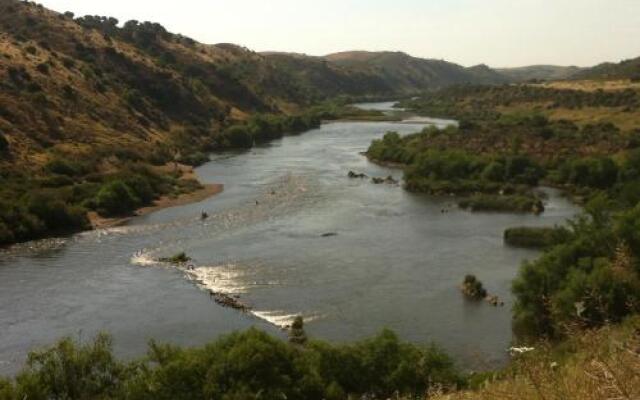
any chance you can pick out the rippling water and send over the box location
[0,104,580,374]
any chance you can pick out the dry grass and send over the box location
[429,318,640,400]
[496,102,640,131]
[532,80,640,92]
[548,107,640,131]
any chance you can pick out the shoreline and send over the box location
[88,183,224,230]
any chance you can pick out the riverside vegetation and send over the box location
[3,1,640,398]
[0,329,463,400]
[369,83,640,338]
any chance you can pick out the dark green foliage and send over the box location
[0,187,89,245]
[367,131,418,164]
[25,191,89,232]
[459,194,544,214]
[512,197,640,338]
[159,252,191,264]
[218,113,321,150]
[94,180,141,216]
[2,330,463,399]
[289,316,308,345]
[504,226,571,248]
[178,151,209,167]
[13,333,125,400]
[44,158,85,176]
[368,129,545,198]
[558,157,619,189]
[221,125,253,148]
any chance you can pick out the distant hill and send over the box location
[466,64,510,85]
[497,65,583,82]
[573,56,640,81]
[323,51,507,91]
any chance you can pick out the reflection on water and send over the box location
[0,107,580,374]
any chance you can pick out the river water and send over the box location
[0,103,580,374]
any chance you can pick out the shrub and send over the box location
[560,157,618,189]
[5,329,463,399]
[504,226,571,248]
[26,191,88,231]
[222,125,253,148]
[14,334,124,399]
[179,151,209,167]
[459,194,544,214]
[513,199,640,338]
[44,158,83,176]
[94,180,141,216]
[289,316,308,345]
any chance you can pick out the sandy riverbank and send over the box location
[88,163,224,229]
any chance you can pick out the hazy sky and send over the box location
[39,0,640,68]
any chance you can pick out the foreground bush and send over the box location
[513,196,640,338]
[0,329,464,400]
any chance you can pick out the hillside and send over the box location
[0,0,358,245]
[324,51,507,91]
[497,64,583,82]
[574,56,640,81]
[261,52,395,98]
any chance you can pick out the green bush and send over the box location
[95,180,141,216]
[179,151,209,167]
[559,157,618,189]
[44,158,84,176]
[504,226,571,248]
[3,329,464,399]
[222,125,253,148]
[0,200,46,243]
[14,334,125,400]
[459,194,544,214]
[512,197,640,338]
[25,191,88,232]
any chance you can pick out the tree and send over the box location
[289,316,308,345]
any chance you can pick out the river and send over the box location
[0,102,580,374]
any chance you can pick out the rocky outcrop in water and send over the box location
[371,176,398,185]
[321,232,338,237]
[460,275,504,306]
[209,291,250,312]
[348,171,368,179]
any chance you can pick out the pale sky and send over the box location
[39,0,640,68]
